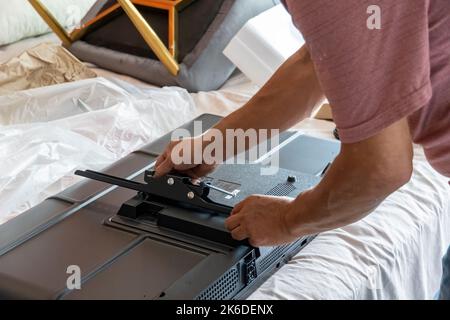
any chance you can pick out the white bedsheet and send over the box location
[1,36,449,300]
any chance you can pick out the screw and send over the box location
[187,192,195,200]
[287,175,297,183]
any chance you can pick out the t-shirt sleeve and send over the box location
[285,0,432,143]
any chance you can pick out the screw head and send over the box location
[167,178,174,185]
[187,192,195,200]
[287,175,297,183]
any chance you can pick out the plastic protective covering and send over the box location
[0,77,195,223]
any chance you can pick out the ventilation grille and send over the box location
[259,244,289,271]
[265,183,296,196]
[196,267,239,300]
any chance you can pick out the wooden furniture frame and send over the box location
[28,0,194,76]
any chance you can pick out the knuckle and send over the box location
[231,230,242,240]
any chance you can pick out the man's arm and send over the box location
[226,118,414,246]
[224,0,426,246]
[155,45,324,177]
[212,45,324,137]
[287,118,413,234]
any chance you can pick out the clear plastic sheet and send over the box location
[0,77,195,223]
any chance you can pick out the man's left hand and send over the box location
[225,195,298,247]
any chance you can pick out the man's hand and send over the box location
[225,118,413,246]
[225,195,298,247]
[154,137,217,178]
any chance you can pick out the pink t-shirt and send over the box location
[284,0,450,177]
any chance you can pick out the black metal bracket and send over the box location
[75,170,233,216]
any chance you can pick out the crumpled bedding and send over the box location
[0,42,96,95]
[0,77,195,223]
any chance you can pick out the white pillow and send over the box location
[224,5,304,87]
[0,0,96,46]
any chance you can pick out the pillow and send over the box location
[69,0,279,92]
[0,0,96,46]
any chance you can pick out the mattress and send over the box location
[1,34,449,300]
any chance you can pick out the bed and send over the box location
[1,33,449,300]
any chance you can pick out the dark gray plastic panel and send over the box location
[278,135,341,175]
[0,206,139,298]
[0,153,156,259]
[0,114,332,300]
[63,237,208,300]
[161,247,250,300]
[0,199,73,257]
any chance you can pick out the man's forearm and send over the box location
[209,46,324,144]
[158,46,323,174]
[285,119,414,236]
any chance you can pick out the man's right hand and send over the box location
[153,137,218,179]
